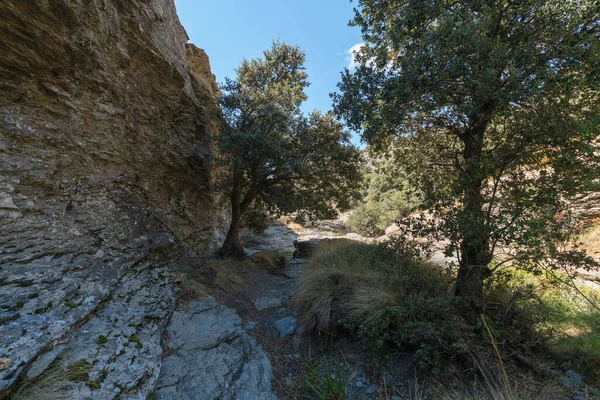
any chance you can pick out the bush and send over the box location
[345,191,414,237]
[293,241,462,373]
[542,282,600,383]
[345,151,422,237]
[485,268,600,384]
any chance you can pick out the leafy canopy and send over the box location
[334,0,600,281]
[218,41,361,226]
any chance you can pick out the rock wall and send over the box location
[572,191,600,225]
[0,0,223,395]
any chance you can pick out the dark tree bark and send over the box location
[219,164,246,258]
[454,103,496,309]
[218,164,262,258]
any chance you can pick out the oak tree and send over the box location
[218,42,361,258]
[334,0,600,307]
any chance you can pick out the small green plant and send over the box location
[66,360,92,382]
[129,336,143,349]
[87,369,108,391]
[301,350,346,400]
[64,300,79,308]
[34,302,52,315]
[96,335,108,345]
[469,315,501,344]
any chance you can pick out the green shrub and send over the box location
[301,349,346,400]
[542,283,600,383]
[294,241,461,373]
[485,268,600,384]
[240,209,270,234]
[345,151,423,237]
[345,191,414,237]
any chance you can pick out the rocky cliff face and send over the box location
[0,0,227,396]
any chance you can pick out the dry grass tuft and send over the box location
[251,250,287,273]
[293,241,456,369]
[577,224,600,259]
[12,361,73,400]
[433,356,565,400]
[176,258,245,299]
[177,276,210,301]
[287,222,305,232]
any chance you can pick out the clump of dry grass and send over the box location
[176,258,245,300]
[251,250,287,273]
[287,222,305,232]
[12,360,74,400]
[294,241,450,333]
[197,259,245,291]
[577,223,600,259]
[293,241,460,373]
[433,352,567,400]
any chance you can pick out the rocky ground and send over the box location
[3,215,597,399]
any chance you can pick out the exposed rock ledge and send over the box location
[153,297,277,400]
[0,0,238,397]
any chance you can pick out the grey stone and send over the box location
[562,370,584,389]
[293,325,305,350]
[59,263,177,399]
[366,383,379,395]
[152,297,277,400]
[26,345,66,380]
[274,316,297,338]
[254,297,282,311]
[356,381,364,388]
[285,373,295,388]
[0,0,224,394]
[245,321,257,330]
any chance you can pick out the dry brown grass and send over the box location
[203,259,245,291]
[294,240,449,335]
[250,250,287,273]
[577,224,600,259]
[12,360,73,400]
[177,277,210,301]
[176,258,245,300]
[287,222,305,232]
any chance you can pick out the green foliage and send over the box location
[540,282,600,382]
[346,151,423,237]
[484,267,600,383]
[294,241,462,374]
[346,190,417,237]
[333,0,600,300]
[301,350,346,400]
[240,209,270,234]
[217,41,362,256]
[66,360,92,382]
[96,335,108,345]
[64,300,79,308]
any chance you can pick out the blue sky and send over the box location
[174,0,363,144]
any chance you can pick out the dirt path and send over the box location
[201,222,417,400]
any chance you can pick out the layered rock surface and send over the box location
[152,298,277,400]
[0,0,239,397]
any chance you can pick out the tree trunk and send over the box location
[454,104,496,309]
[219,164,246,258]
